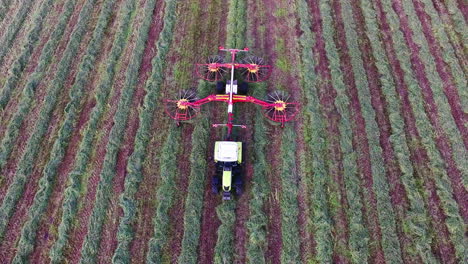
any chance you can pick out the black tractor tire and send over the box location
[238,82,248,95]
[212,176,220,194]
[233,172,243,195]
[235,183,243,195]
[216,81,225,94]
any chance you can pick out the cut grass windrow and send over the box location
[393,0,468,196]
[0,0,78,170]
[213,200,237,264]
[324,0,403,262]
[373,0,457,261]
[0,0,13,23]
[111,0,178,262]
[431,0,468,76]
[320,0,374,262]
[317,0,375,262]
[0,0,97,240]
[0,0,34,65]
[77,0,161,263]
[9,0,118,261]
[0,0,55,109]
[177,82,211,264]
[377,0,467,260]
[443,0,468,50]
[357,0,436,262]
[47,0,137,262]
[416,0,468,115]
[144,126,181,263]
[297,0,334,262]
[279,125,300,263]
[245,83,269,264]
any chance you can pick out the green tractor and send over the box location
[212,141,243,200]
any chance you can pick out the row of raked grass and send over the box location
[0,0,13,23]
[376,0,466,260]
[397,0,468,192]
[111,0,178,261]
[48,0,138,262]
[417,0,468,112]
[323,0,403,261]
[0,0,55,109]
[76,0,161,262]
[357,0,436,262]
[0,0,78,169]
[0,0,35,64]
[177,81,212,264]
[172,0,225,262]
[296,0,334,262]
[10,0,118,261]
[0,0,97,240]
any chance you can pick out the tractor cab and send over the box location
[213,141,243,200]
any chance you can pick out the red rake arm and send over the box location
[184,94,273,107]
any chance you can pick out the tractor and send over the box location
[164,47,299,200]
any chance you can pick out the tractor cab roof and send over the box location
[214,141,240,162]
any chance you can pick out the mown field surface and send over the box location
[0,0,466,263]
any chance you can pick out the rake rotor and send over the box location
[263,91,299,124]
[164,89,200,122]
[240,56,272,83]
[195,55,227,82]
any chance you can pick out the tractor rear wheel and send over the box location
[216,81,225,94]
[233,169,243,195]
[238,82,248,95]
[212,175,220,194]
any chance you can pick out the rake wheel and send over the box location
[263,91,299,124]
[196,55,227,82]
[240,56,272,83]
[164,89,200,122]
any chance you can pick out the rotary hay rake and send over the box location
[164,46,299,137]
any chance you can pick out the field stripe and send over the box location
[311,0,351,263]
[357,0,437,262]
[416,0,468,115]
[144,127,181,263]
[372,0,458,261]
[9,0,119,261]
[305,0,345,262]
[376,0,466,261]
[0,0,35,65]
[177,82,211,264]
[392,0,468,220]
[174,1,227,263]
[413,0,468,144]
[108,0,177,262]
[74,0,162,263]
[0,0,78,176]
[45,1,138,262]
[0,0,13,23]
[97,2,165,262]
[323,0,403,262]
[0,0,55,109]
[443,0,468,43]
[242,2,270,263]
[0,0,97,240]
[431,0,468,76]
